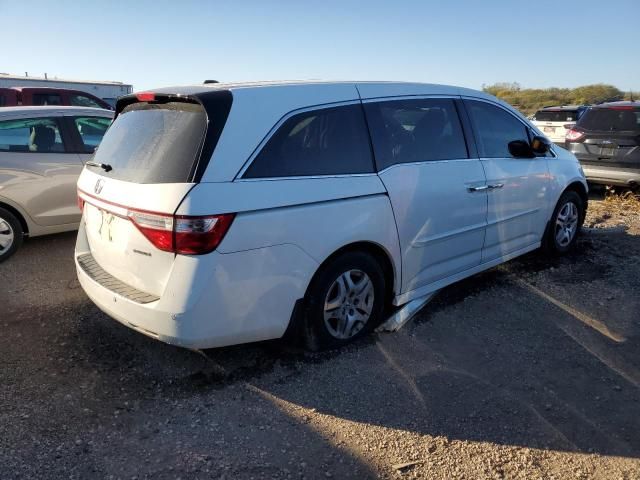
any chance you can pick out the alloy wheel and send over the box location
[0,218,14,255]
[323,269,374,339]
[555,201,579,248]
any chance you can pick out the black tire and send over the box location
[0,207,23,263]
[302,251,386,351]
[543,190,585,255]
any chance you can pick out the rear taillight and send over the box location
[77,195,84,211]
[128,208,235,255]
[565,129,585,142]
[128,210,175,252]
[175,215,235,254]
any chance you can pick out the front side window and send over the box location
[0,117,65,153]
[465,100,529,158]
[73,116,112,152]
[32,93,62,106]
[243,104,374,178]
[70,94,102,109]
[364,98,468,169]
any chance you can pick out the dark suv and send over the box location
[565,101,640,188]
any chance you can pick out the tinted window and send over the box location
[73,116,112,152]
[0,117,65,153]
[577,108,640,132]
[91,102,206,183]
[466,100,529,158]
[0,96,5,107]
[364,98,467,169]
[32,94,62,106]
[70,94,102,108]
[534,110,578,122]
[243,104,373,178]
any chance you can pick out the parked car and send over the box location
[0,106,113,261]
[531,105,587,144]
[565,101,640,188]
[75,81,588,350]
[0,87,113,110]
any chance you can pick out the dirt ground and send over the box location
[1,192,639,479]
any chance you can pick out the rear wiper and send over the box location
[85,161,112,172]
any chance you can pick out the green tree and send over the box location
[482,83,625,115]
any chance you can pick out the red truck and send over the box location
[0,86,113,110]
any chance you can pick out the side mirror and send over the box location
[530,135,551,154]
[508,140,535,158]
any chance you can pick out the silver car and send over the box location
[0,106,113,261]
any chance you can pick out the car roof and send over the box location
[593,101,640,109]
[0,106,113,116]
[144,80,494,101]
[538,105,584,111]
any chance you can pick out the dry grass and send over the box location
[603,187,640,211]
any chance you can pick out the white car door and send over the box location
[363,97,488,296]
[463,99,551,262]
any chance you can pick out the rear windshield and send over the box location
[91,101,206,183]
[534,110,578,122]
[577,108,640,132]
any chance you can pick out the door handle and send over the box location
[467,185,489,192]
[488,183,504,189]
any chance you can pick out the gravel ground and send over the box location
[1,194,639,479]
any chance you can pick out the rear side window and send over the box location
[32,93,62,106]
[0,117,65,153]
[364,98,468,169]
[465,100,529,158]
[91,102,206,183]
[243,104,374,178]
[70,94,102,109]
[577,108,640,132]
[73,116,112,152]
[534,110,578,122]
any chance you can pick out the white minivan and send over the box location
[75,81,588,350]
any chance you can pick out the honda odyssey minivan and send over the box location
[75,81,588,350]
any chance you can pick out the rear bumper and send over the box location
[580,164,640,187]
[75,226,318,349]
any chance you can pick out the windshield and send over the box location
[534,110,578,122]
[577,108,640,132]
[91,102,206,183]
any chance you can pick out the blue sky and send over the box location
[1,0,638,92]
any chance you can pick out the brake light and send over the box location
[135,92,155,102]
[566,128,585,142]
[128,210,174,252]
[77,195,84,211]
[175,215,235,254]
[127,208,235,255]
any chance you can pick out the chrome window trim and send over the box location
[360,93,459,104]
[376,158,477,176]
[234,99,366,180]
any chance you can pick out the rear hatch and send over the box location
[532,109,579,142]
[566,106,640,169]
[77,90,232,297]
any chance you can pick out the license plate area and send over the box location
[85,203,126,244]
[543,127,555,133]
[600,146,615,157]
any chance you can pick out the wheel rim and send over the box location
[0,218,14,254]
[323,269,374,340]
[554,201,579,247]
